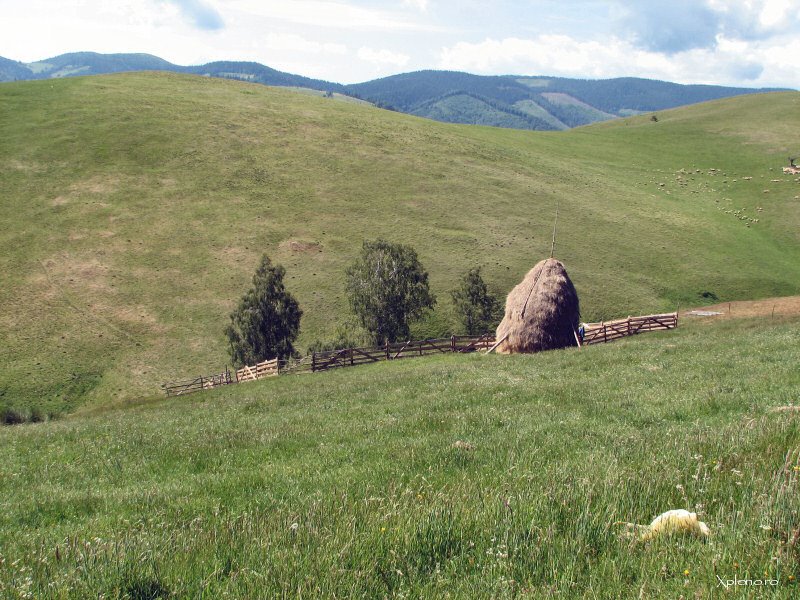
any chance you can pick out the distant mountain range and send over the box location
[0,52,789,130]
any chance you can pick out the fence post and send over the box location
[419,340,422,356]
[627,317,631,337]
[603,322,607,343]
[312,352,317,372]
[385,339,390,360]
[199,375,204,390]
[451,335,456,352]
[350,349,354,366]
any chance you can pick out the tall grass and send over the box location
[0,317,797,597]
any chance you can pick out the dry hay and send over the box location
[278,239,322,253]
[495,258,580,354]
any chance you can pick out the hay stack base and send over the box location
[495,258,580,354]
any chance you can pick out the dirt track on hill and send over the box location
[685,296,800,319]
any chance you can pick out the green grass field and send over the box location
[2,74,799,597]
[1,73,799,414]
[1,316,798,597]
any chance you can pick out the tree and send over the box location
[345,239,436,344]
[225,254,302,366]
[451,267,500,335]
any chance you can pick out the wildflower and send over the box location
[683,569,690,577]
[381,527,386,533]
[788,575,795,582]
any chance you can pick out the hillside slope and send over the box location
[1,317,798,596]
[1,72,799,413]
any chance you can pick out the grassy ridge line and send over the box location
[0,317,798,596]
[1,73,799,413]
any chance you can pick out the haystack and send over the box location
[494,258,580,354]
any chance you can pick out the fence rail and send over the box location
[280,355,314,375]
[164,367,233,396]
[309,334,495,372]
[162,315,678,396]
[580,312,678,346]
[235,358,279,382]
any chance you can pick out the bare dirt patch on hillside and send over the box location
[71,175,121,195]
[686,296,800,319]
[278,239,322,253]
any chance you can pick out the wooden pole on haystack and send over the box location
[519,202,561,320]
[573,327,582,349]
[486,332,510,354]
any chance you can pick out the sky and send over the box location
[1,0,798,87]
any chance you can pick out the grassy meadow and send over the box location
[0,315,798,597]
[1,73,800,413]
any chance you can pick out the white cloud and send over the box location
[440,36,635,78]
[757,0,793,28]
[696,0,799,39]
[402,0,429,11]
[439,33,798,88]
[357,46,410,67]
[226,0,443,31]
[262,33,347,56]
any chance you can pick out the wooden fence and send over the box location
[309,334,495,372]
[580,312,678,346]
[162,315,677,395]
[235,358,279,382]
[164,367,233,396]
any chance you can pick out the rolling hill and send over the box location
[0,51,346,93]
[0,52,788,130]
[1,72,799,416]
[344,70,790,129]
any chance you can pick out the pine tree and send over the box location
[225,255,302,366]
[451,267,500,335]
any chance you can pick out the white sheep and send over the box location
[619,509,710,541]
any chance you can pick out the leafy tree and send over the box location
[307,318,371,354]
[345,239,436,344]
[225,254,302,366]
[451,267,500,335]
